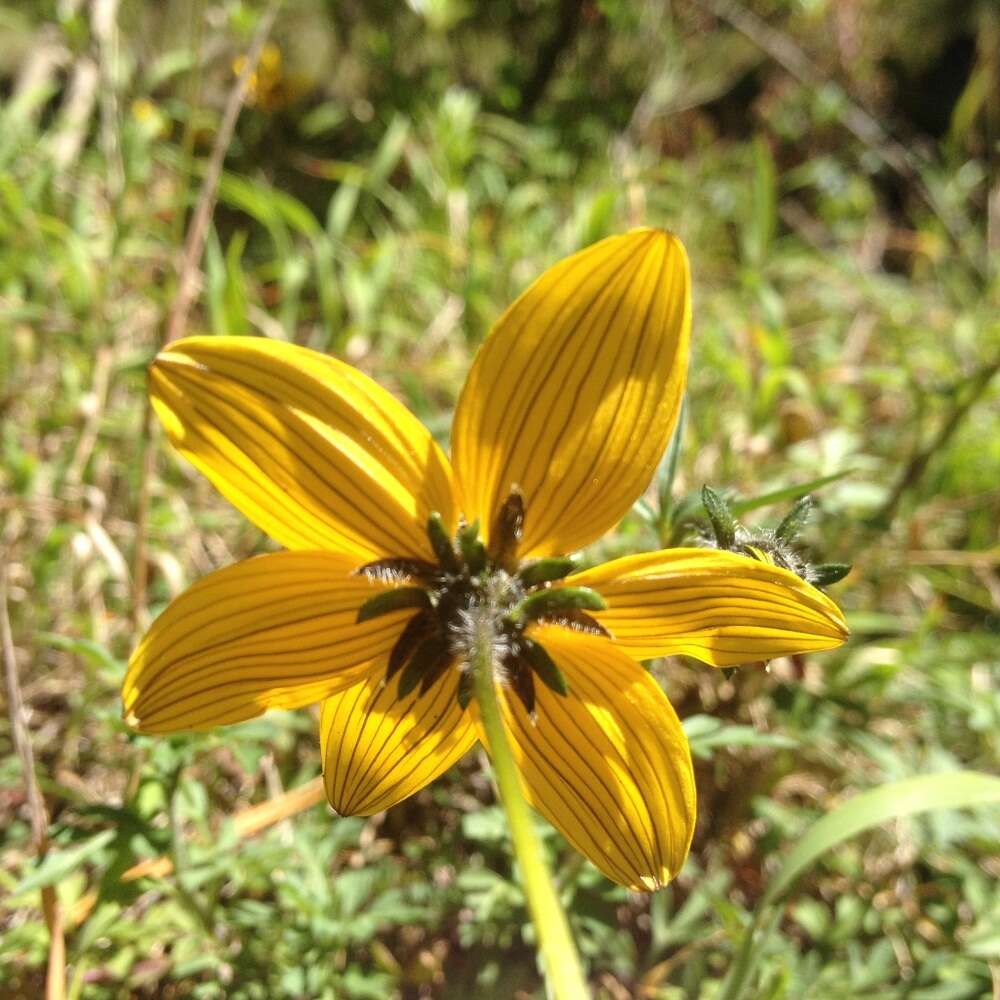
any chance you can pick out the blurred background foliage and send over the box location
[1,0,998,997]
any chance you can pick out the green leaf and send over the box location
[16,829,117,894]
[759,772,1000,909]
[37,633,124,675]
[743,135,777,268]
[368,115,409,186]
[721,771,1000,1000]
[843,611,911,635]
[729,471,853,517]
[683,715,798,759]
[657,395,687,520]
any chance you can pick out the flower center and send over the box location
[354,489,608,716]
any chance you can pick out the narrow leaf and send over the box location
[657,394,687,517]
[761,771,1000,909]
[729,470,853,517]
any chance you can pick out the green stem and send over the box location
[471,638,589,999]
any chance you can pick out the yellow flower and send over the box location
[234,43,311,112]
[123,229,848,891]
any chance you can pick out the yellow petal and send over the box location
[569,548,849,664]
[451,229,690,558]
[474,626,696,890]
[123,551,410,733]
[320,666,476,816]
[150,336,457,561]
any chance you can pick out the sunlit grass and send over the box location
[1,1,998,997]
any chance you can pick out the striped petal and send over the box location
[569,548,849,665]
[150,336,457,562]
[474,626,696,891]
[451,229,690,558]
[123,551,410,734]
[319,664,476,816]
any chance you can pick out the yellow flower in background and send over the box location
[123,229,848,891]
[234,43,311,112]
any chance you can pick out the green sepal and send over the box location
[542,609,610,638]
[385,611,433,681]
[397,634,451,698]
[427,512,460,572]
[457,670,474,710]
[518,557,576,588]
[356,586,431,623]
[702,485,738,550]
[458,519,487,575]
[811,563,851,586]
[489,489,524,571]
[775,495,814,543]
[523,641,569,697]
[507,586,606,626]
[510,664,536,718]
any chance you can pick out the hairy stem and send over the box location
[470,624,589,999]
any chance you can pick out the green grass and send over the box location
[1,1,998,997]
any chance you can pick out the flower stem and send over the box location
[471,639,589,999]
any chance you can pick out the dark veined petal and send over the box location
[569,548,849,664]
[474,625,696,891]
[122,551,411,733]
[319,663,476,816]
[451,229,690,559]
[149,336,458,561]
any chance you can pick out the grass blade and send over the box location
[721,771,1000,1000]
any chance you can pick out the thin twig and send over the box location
[2,563,65,1000]
[164,1,280,345]
[132,2,280,626]
[876,356,1000,524]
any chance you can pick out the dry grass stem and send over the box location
[2,563,65,1000]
